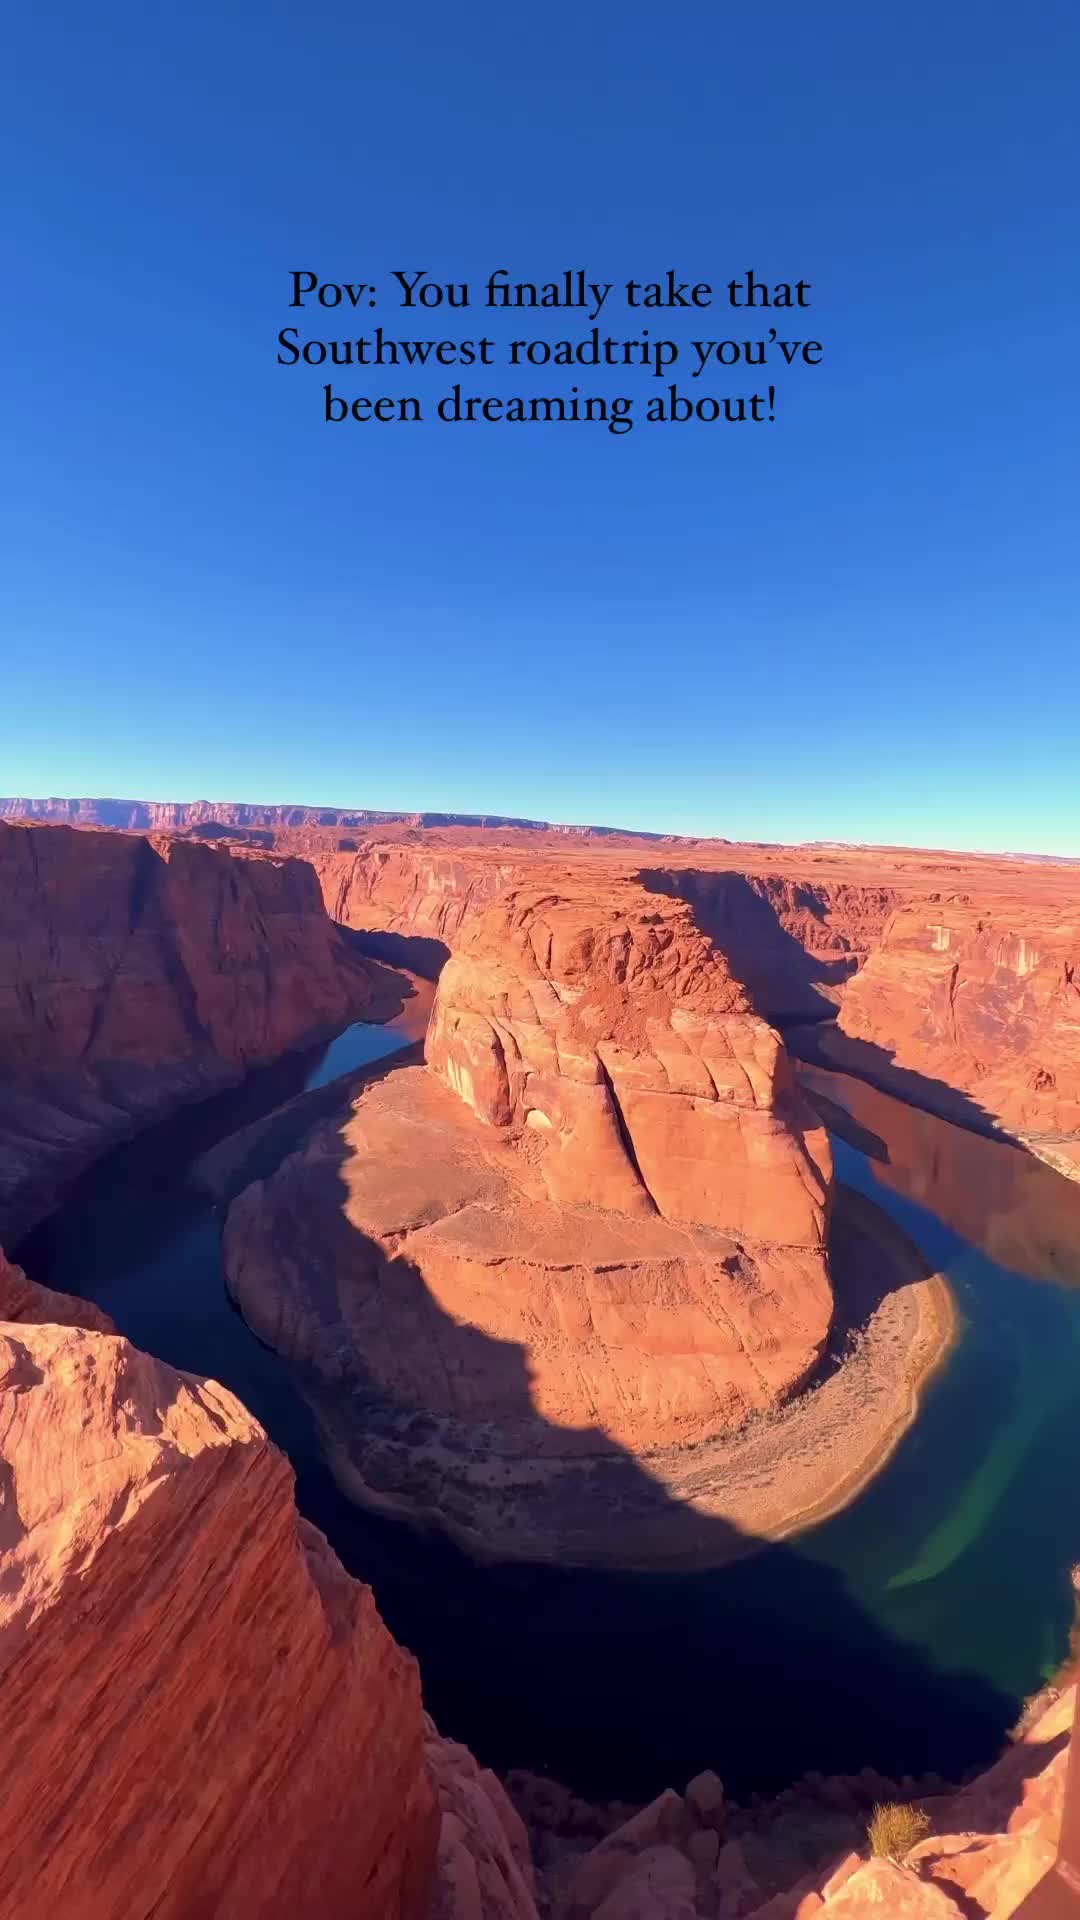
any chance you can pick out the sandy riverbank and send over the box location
[652,1184,957,1557]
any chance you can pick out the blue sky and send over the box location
[3,1,1077,850]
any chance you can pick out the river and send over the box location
[15,1025,1080,1802]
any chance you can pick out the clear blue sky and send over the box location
[4,1,1077,851]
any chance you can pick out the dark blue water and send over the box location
[16,1042,1080,1802]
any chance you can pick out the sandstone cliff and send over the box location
[823,894,1080,1139]
[0,796,666,836]
[313,829,1080,1148]
[0,820,373,1239]
[0,1320,438,1919]
[0,1306,1071,1919]
[425,881,831,1249]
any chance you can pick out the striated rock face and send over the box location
[425,882,831,1250]
[0,1320,438,1920]
[823,895,1080,1139]
[636,869,900,1022]
[313,835,521,967]
[309,830,1080,1146]
[0,819,373,1239]
[0,796,659,836]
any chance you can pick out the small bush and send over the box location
[867,1801,931,1862]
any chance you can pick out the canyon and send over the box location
[2,799,1079,1916]
[0,819,377,1241]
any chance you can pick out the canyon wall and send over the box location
[637,867,900,1021]
[0,1320,439,1920]
[824,895,1080,1139]
[0,796,671,836]
[0,820,374,1239]
[1,1288,1070,1917]
[314,832,1080,1144]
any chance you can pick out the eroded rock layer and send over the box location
[221,866,847,1562]
[0,1321,437,1920]
[0,819,373,1239]
[823,893,1080,1138]
[316,829,1080,1146]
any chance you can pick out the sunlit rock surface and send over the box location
[0,1322,437,1920]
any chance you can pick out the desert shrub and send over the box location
[867,1801,931,1862]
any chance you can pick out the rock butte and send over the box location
[2,801,1079,1914]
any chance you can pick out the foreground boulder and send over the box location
[0,1322,438,1919]
[538,1687,1074,1917]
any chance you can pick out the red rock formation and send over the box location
[426,1720,539,1920]
[826,895,1080,1138]
[425,881,831,1249]
[0,796,655,835]
[310,828,1080,1146]
[0,1320,437,1920]
[222,866,841,1562]
[543,1688,1074,1917]
[13,800,1077,1144]
[0,819,373,1239]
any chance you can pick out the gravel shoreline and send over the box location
[631,1183,958,1561]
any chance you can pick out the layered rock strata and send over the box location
[221,878,865,1562]
[821,895,1080,1140]
[0,1306,1072,1920]
[0,819,373,1239]
[0,1321,438,1919]
[306,829,1080,1147]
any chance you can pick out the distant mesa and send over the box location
[0,794,684,838]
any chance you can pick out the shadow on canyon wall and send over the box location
[14,933,1079,1811]
[343,924,452,983]
[225,1069,1030,1806]
[639,867,1032,1148]
[639,868,858,1024]
[788,1023,1028,1146]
